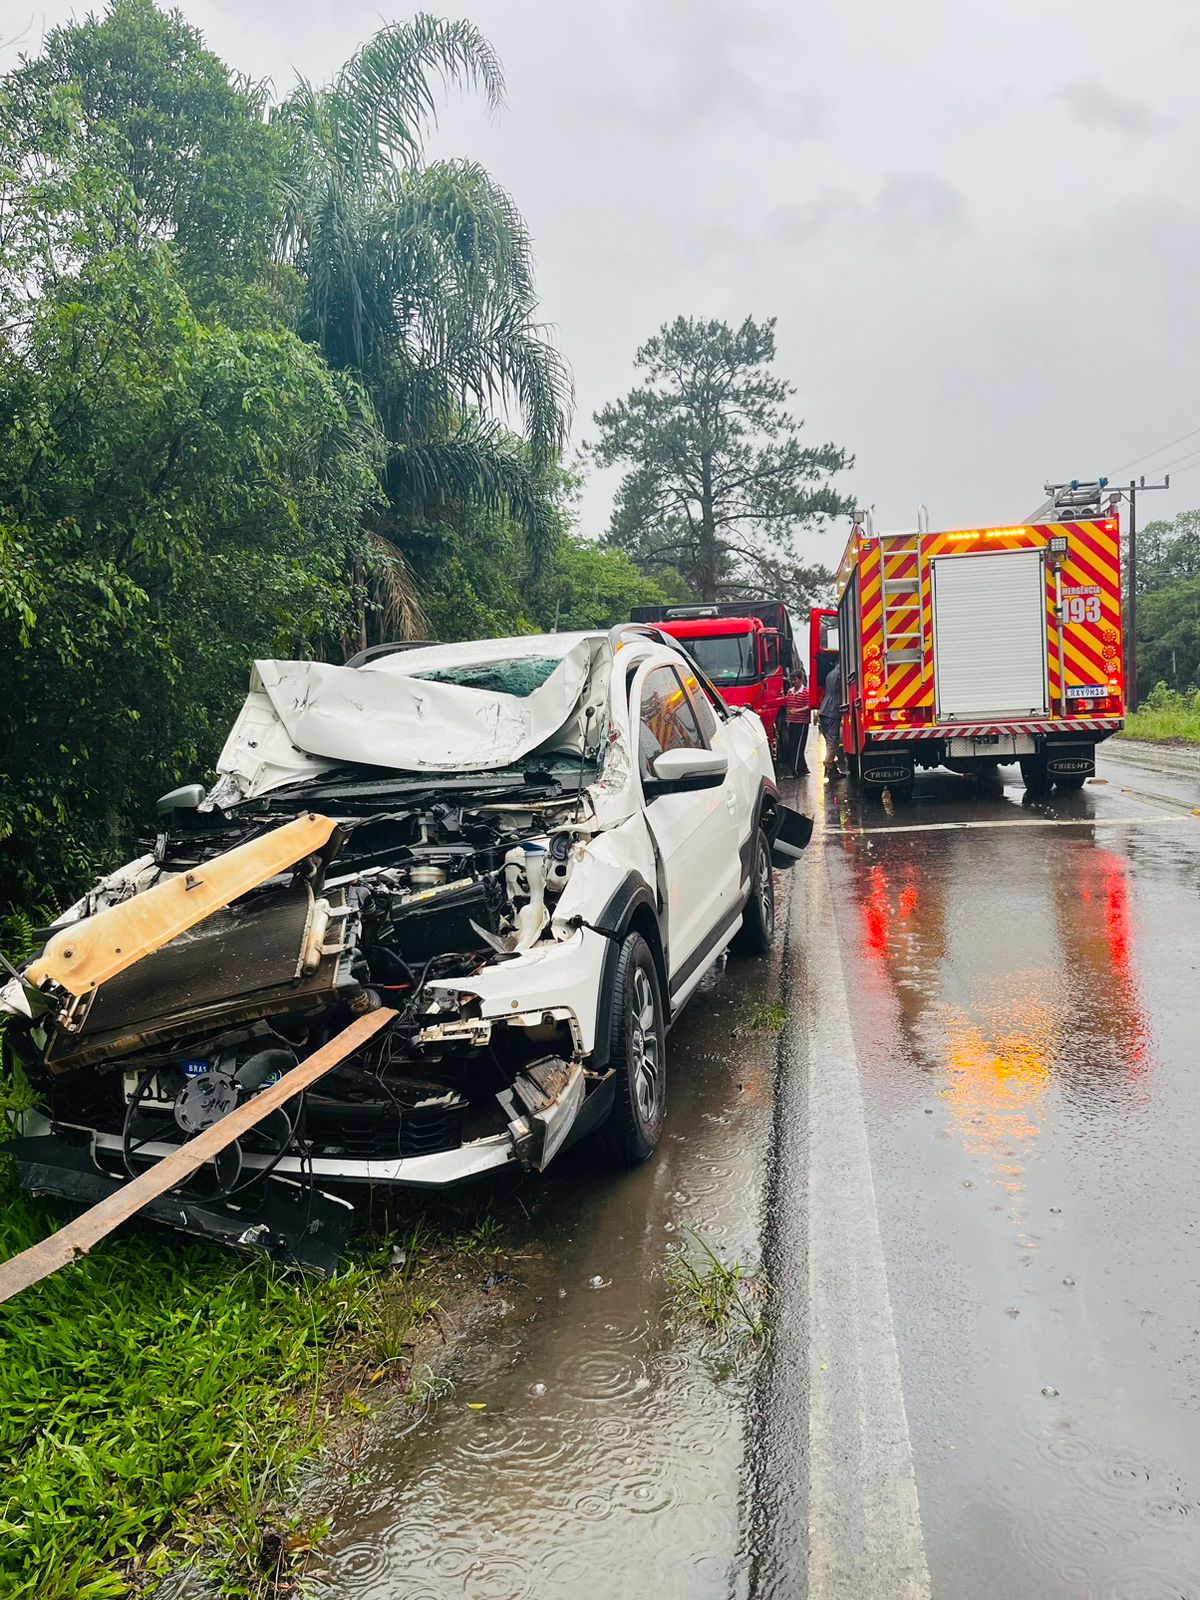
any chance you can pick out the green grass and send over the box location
[1120,684,1200,744]
[0,1176,495,1598]
[667,1230,769,1346]
[0,1177,377,1598]
[749,1001,787,1033]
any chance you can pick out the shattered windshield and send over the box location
[408,657,561,696]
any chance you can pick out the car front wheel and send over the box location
[597,933,666,1166]
[732,828,775,956]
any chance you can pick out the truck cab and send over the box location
[629,602,794,757]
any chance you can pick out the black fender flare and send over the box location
[739,776,782,888]
[591,873,668,1067]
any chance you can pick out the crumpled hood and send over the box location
[207,634,610,806]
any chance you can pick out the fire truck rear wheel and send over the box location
[1020,755,1051,797]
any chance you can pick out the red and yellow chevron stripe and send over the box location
[841,517,1123,737]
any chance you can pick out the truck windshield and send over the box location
[686,631,756,685]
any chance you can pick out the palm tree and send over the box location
[275,14,572,617]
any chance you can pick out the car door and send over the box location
[677,661,761,897]
[633,661,741,990]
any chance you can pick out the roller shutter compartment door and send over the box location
[932,549,1048,719]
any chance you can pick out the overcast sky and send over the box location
[9,0,1200,565]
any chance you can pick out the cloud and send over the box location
[579,0,827,143]
[770,189,858,246]
[769,175,969,249]
[1056,81,1164,136]
[873,173,969,240]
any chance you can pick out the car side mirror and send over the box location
[643,747,728,796]
[157,783,205,815]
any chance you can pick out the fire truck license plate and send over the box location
[947,735,1035,758]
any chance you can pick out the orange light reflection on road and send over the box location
[941,1003,1053,1200]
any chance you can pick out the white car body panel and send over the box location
[3,625,797,1224]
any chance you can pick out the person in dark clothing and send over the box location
[819,660,843,777]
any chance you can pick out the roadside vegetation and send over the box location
[1120,683,1200,745]
[1125,506,1200,724]
[0,1176,505,1598]
[667,1230,770,1349]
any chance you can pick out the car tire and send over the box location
[597,933,666,1167]
[731,828,775,956]
[1020,755,1051,797]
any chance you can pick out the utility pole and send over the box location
[1116,475,1170,710]
[1040,475,1170,709]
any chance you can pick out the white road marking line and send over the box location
[799,852,933,1598]
[835,813,1196,837]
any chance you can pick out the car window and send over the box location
[678,667,719,742]
[638,666,705,779]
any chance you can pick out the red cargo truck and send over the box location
[629,601,795,755]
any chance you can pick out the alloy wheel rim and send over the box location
[630,966,661,1124]
[758,845,774,933]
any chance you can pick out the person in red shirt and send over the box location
[783,667,810,775]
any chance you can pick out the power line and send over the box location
[1149,445,1200,476]
[1113,424,1200,475]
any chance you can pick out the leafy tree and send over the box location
[0,101,378,912]
[411,462,676,640]
[591,315,852,605]
[534,540,679,630]
[275,15,572,595]
[5,0,280,299]
[1137,577,1200,693]
[1133,509,1200,597]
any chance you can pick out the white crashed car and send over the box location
[2,626,808,1267]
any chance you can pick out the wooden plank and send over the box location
[27,812,338,998]
[0,1006,396,1304]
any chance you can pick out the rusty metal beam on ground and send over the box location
[0,1007,395,1305]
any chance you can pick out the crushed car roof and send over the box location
[208,632,612,806]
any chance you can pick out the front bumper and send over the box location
[8,1052,610,1204]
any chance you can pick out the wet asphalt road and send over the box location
[313,738,1200,1599]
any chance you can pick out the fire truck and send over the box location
[629,601,795,755]
[831,502,1124,798]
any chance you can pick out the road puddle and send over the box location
[308,890,789,1599]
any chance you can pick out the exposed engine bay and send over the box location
[2,762,603,1272]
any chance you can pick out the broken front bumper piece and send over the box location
[12,1042,600,1214]
[4,1130,355,1276]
